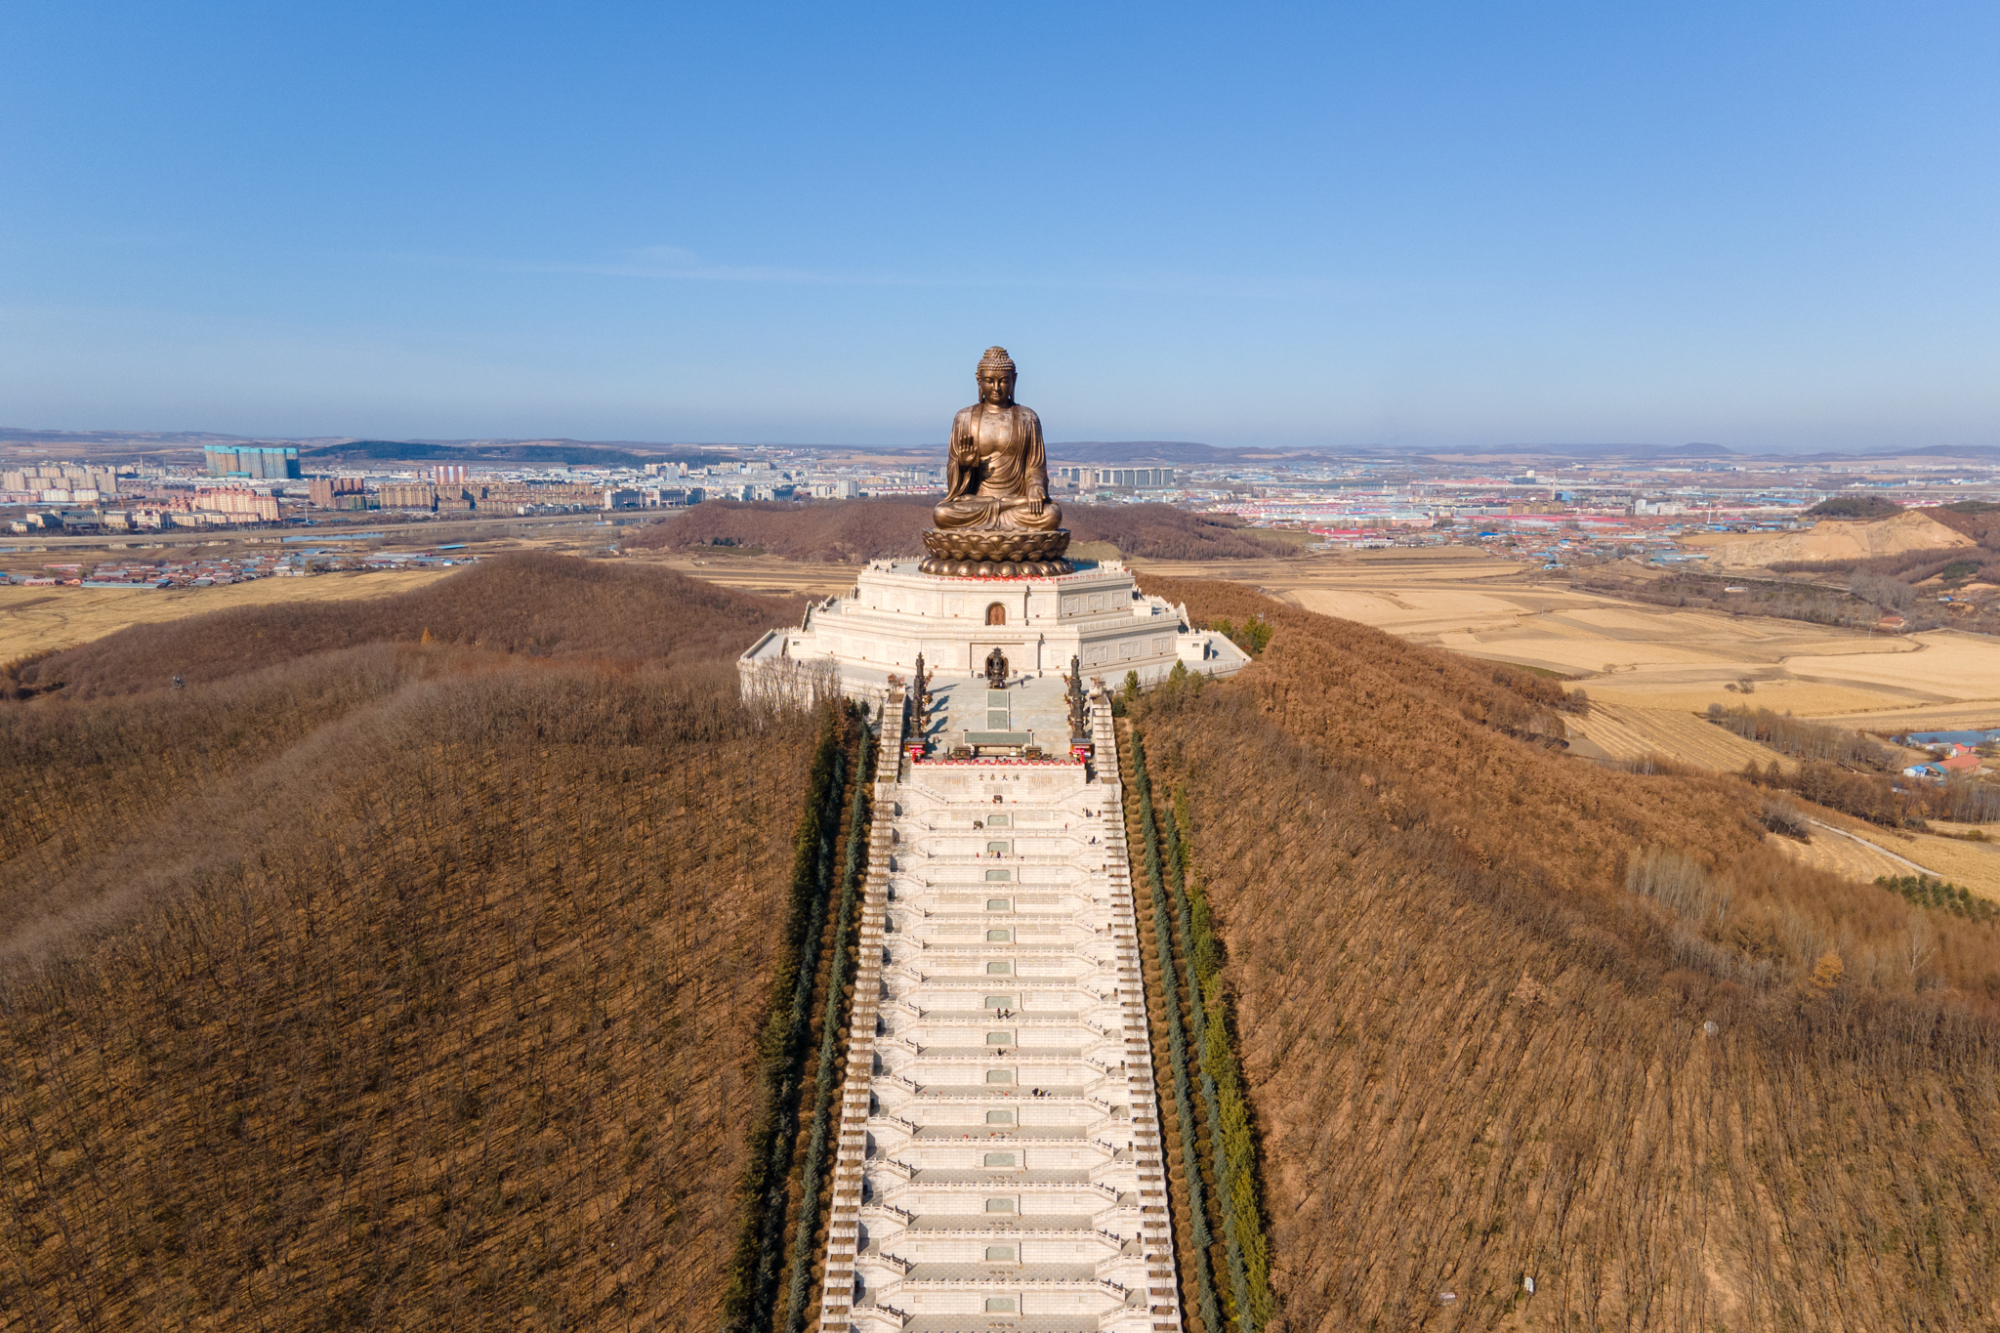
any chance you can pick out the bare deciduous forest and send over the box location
[1131,573,2000,1331]
[8,554,2000,1330]
[0,556,819,1330]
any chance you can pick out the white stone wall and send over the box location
[739,561,1249,705]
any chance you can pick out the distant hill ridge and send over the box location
[10,425,2000,464]
[628,497,1303,562]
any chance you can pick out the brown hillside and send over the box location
[628,497,1300,562]
[5,552,802,700]
[0,559,818,1330]
[1133,576,2000,1329]
[1929,502,2000,547]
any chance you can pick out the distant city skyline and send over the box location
[3,2,1997,453]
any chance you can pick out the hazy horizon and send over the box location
[6,423,1991,464]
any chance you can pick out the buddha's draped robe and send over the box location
[932,401,1063,531]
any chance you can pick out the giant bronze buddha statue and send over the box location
[920,347,1073,577]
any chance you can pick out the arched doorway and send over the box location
[986,603,1007,626]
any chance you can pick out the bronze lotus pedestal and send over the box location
[918,527,1073,578]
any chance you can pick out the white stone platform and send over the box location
[817,687,1183,1333]
[739,559,1249,709]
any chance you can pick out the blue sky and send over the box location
[2,1,1996,451]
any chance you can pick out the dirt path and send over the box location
[1807,820,1937,876]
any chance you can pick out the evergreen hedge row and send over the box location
[1131,725,1276,1331]
[779,731,876,1333]
[721,703,856,1333]
[1129,731,1224,1333]
[1877,873,1999,923]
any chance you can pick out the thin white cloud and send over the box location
[384,243,1343,301]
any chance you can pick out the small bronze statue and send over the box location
[911,651,935,736]
[1062,653,1090,740]
[984,647,1010,688]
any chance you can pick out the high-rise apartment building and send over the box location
[204,445,302,479]
[1052,465,1176,489]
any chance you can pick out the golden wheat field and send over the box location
[1561,699,1795,770]
[0,569,458,662]
[1772,821,1923,885]
[1763,809,2000,902]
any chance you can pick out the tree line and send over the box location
[720,699,875,1333]
[1126,723,1276,1331]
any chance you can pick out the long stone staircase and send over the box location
[818,686,1181,1333]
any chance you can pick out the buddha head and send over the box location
[976,346,1016,407]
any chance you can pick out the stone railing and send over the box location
[1091,685,1184,1333]
[817,692,906,1333]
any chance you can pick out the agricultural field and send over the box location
[1771,821,1922,886]
[1133,548,2000,772]
[0,568,457,663]
[1562,699,1793,770]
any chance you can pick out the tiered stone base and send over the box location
[918,527,1073,578]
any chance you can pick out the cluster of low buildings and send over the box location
[3,544,476,588]
[11,551,306,588]
[1134,455,2000,569]
[8,486,280,534]
[1201,464,1820,565]
[1898,731,1999,782]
